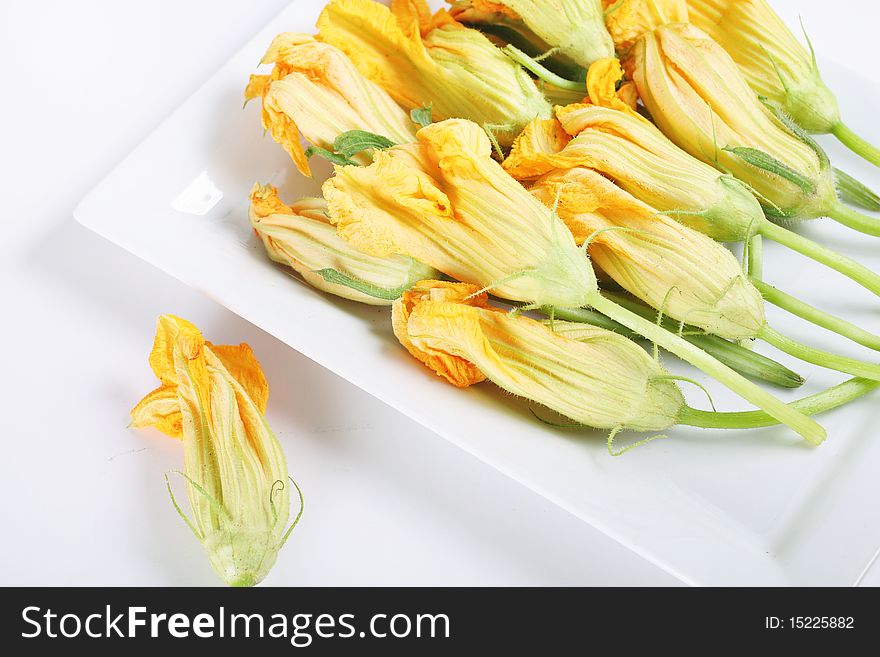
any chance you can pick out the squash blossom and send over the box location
[323,118,598,309]
[530,167,766,341]
[244,32,417,177]
[323,118,826,445]
[685,0,880,168]
[451,0,614,71]
[503,68,880,300]
[394,280,685,432]
[250,184,438,305]
[130,316,301,587]
[447,0,584,79]
[316,0,552,146]
[632,23,880,237]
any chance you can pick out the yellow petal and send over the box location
[586,58,642,118]
[130,384,184,439]
[391,280,487,387]
[207,343,269,415]
[502,117,572,180]
[148,315,204,387]
[604,0,689,52]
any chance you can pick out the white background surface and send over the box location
[1,0,877,586]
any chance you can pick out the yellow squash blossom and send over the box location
[250,184,437,305]
[322,119,826,445]
[685,0,880,167]
[685,0,834,133]
[448,0,584,79]
[244,32,417,176]
[130,316,301,587]
[604,0,688,53]
[504,77,880,298]
[323,118,598,308]
[505,104,765,243]
[530,167,766,341]
[395,280,685,432]
[316,0,552,146]
[458,0,615,70]
[632,23,846,222]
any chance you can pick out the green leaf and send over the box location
[834,167,880,211]
[304,145,357,167]
[410,104,433,128]
[723,146,816,195]
[332,130,395,159]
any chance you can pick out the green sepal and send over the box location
[332,130,395,159]
[314,268,410,301]
[410,105,434,129]
[304,145,358,167]
[834,167,880,211]
[758,96,830,169]
[723,145,816,195]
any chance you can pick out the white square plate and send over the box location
[75,0,880,585]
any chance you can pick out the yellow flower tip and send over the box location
[502,117,572,180]
[249,183,294,221]
[392,280,488,388]
[244,74,271,104]
[129,384,184,439]
[604,0,689,53]
[586,58,642,118]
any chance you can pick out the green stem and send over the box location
[502,44,584,91]
[679,378,878,429]
[747,234,764,280]
[752,279,880,352]
[569,297,804,389]
[760,220,880,295]
[759,324,880,382]
[832,121,880,168]
[827,202,880,237]
[588,294,826,445]
[547,305,804,388]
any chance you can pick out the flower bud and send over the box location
[317,0,552,146]
[448,1,584,79]
[249,184,438,305]
[455,0,615,70]
[130,316,298,587]
[504,103,765,242]
[323,119,598,308]
[245,33,417,176]
[686,0,840,133]
[395,280,685,431]
[530,167,767,341]
[632,23,838,219]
